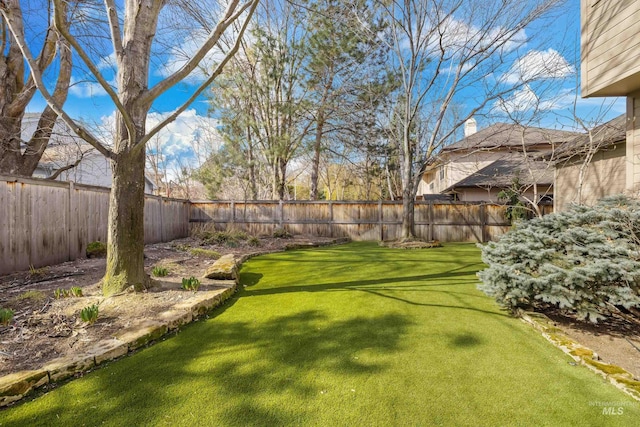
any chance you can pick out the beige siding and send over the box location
[555,143,627,211]
[582,0,640,96]
[627,95,640,192]
[455,186,552,204]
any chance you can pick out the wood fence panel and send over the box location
[29,182,70,268]
[0,176,189,275]
[162,199,189,240]
[0,181,18,273]
[144,197,162,244]
[186,200,533,244]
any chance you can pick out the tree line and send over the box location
[1,0,570,295]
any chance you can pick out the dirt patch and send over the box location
[0,235,338,377]
[544,311,640,380]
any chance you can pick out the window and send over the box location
[439,168,445,180]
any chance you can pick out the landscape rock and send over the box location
[203,254,238,280]
[0,370,48,407]
[43,354,96,382]
[114,320,168,351]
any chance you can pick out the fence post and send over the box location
[278,200,284,229]
[428,201,434,242]
[378,200,383,241]
[68,181,75,260]
[231,201,236,225]
[329,201,333,237]
[160,195,165,242]
[480,203,487,243]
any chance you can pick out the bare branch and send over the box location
[104,0,123,58]
[138,0,258,149]
[0,3,113,159]
[52,0,135,144]
[140,0,256,107]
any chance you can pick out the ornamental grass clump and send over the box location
[477,195,640,323]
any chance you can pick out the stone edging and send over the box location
[0,285,236,408]
[518,310,640,402]
[0,237,351,408]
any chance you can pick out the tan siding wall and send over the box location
[582,0,640,96]
[627,95,640,192]
[555,143,627,211]
[456,186,552,204]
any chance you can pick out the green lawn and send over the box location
[2,242,639,426]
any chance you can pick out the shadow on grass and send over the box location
[448,332,484,348]
[3,307,412,426]
[240,263,506,318]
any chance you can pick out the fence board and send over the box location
[0,176,189,275]
[2,176,537,277]
[189,200,520,243]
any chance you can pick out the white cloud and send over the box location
[501,49,575,84]
[99,109,221,179]
[494,84,540,114]
[69,76,115,98]
[156,30,226,82]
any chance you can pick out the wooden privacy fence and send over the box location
[0,176,190,275]
[190,200,546,243]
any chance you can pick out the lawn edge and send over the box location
[518,310,640,402]
[0,237,350,409]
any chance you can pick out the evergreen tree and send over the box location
[478,196,640,324]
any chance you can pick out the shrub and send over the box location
[188,248,221,259]
[273,227,292,239]
[16,290,46,302]
[477,196,640,323]
[54,288,68,299]
[28,264,47,277]
[86,241,107,258]
[80,304,99,324]
[205,231,233,245]
[0,308,14,326]
[152,266,169,277]
[181,276,201,292]
[54,287,83,299]
[247,236,261,247]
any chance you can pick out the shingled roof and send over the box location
[444,123,580,152]
[553,114,626,160]
[443,157,554,191]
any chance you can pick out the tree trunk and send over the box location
[102,145,149,295]
[401,185,415,240]
[400,118,416,240]
[310,108,325,200]
[0,115,23,174]
[278,157,287,200]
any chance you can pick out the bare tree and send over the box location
[367,0,565,240]
[1,0,258,295]
[0,0,72,176]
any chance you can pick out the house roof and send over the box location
[553,114,626,161]
[443,157,554,191]
[443,122,580,152]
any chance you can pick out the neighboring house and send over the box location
[418,120,579,203]
[23,113,155,193]
[581,0,640,198]
[553,115,626,212]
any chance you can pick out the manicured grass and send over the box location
[2,242,639,426]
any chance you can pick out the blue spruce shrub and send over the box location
[477,195,640,323]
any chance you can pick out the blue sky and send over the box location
[24,0,625,172]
